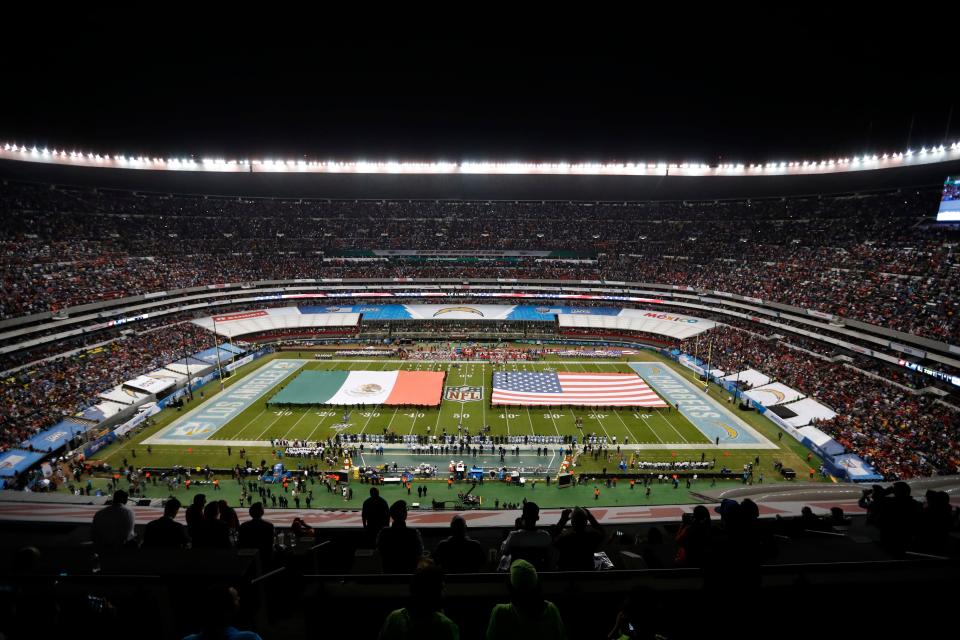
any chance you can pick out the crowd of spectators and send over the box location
[2,180,959,480]
[0,322,214,451]
[1,181,956,341]
[687,326,959,479]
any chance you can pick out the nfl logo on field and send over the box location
[444,386,483,402]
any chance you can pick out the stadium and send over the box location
[1,38,958,640]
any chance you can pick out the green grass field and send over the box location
[84,348,826,507]
[210,358,710,445]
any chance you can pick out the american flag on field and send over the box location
[491,372,667,407]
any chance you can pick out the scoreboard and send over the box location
[937,176,960,221]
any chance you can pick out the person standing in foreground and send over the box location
[238,502,275,568]
[143,497,190,549]
[363,487,390,543]
[377,500,424,573]
[92,490,136,547]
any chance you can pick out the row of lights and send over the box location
[2,141,958,175]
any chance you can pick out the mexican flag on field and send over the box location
[279,370,446,406]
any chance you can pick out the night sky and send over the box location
[1,12,955,165]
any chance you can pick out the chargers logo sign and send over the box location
[171,423,212,438]
[433,307,484,318]
[444,386,483,402]
[713,420,739,439]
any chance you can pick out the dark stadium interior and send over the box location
[2,28,959,640]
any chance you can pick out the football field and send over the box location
[143,355,773,450]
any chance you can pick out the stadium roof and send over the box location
[2,140,959,177]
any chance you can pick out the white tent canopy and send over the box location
[782,398,838,428]
[720,369,771,389]
[744,382,805,407]
[192,309,360,339]
[558,313,712,339]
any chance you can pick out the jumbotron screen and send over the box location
[937,176,960,221]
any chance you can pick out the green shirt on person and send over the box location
[486,601,566,640]
[378,607,459,640]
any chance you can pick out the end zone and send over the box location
[629,362,777,449]
[143,359,306,445]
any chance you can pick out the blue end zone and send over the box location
[629,363,764,445]
[150,359,306,441]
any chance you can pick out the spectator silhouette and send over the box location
[500,502,553,571]
[673,505,711,568]
[917,490,952,554]
[193,501,232,549]
[377,500,423,573]
[363,487,390,544]
[183,585,261,640]
[486,559,566,640]
[434,515,485,573]
[238,502,274,568]
[91,490,136,547]
[706,498,772,591]
[219,499,240,537]
[143,497,190,549]
[797,506,827,533]
[606,585,667,640]
[185,494,207,539]
[553,507,605,571]
[875,481,923,556]
[378,559,460,639]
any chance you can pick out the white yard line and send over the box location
[546,408,562,436]
[612,411,639,443]
[254,412,287,440]
[408,410,422,435]
[279,408,312,440]
[230,410,266,440]
[305,410,335,443]
[638,411,665,444]
[524,406,536,435]
[385,407,400,434]
[659,408,690,444]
